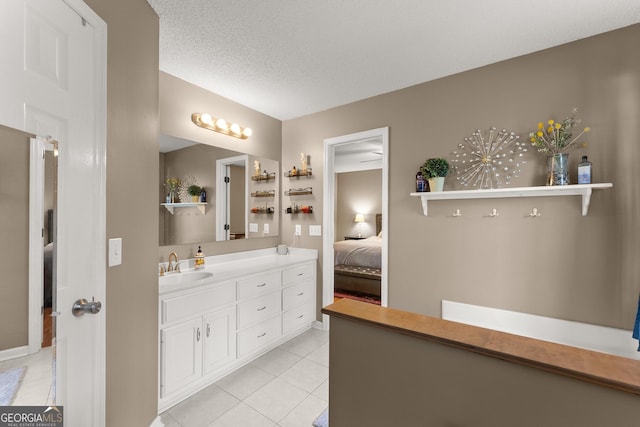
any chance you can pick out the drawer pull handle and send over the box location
[297,273,304,276]
[257,306,267,311]
[297,292,304,296]
[206,323,210,338]
[257,283,267,287]
[257,332,267,338]
[197,328,201,342]
[297,314,304,319]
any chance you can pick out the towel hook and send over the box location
[452,208,462,217]
[489,208,500,217]
[529,207,541,217]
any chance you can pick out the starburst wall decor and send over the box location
[451,127,528,189]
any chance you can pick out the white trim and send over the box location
[0,346,29,363]
[216,155,248,240]
[322,127,389,328]
[149,415,164,427]
[61,1,107,425]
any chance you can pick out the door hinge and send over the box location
[224,176,230,183]
[224,224,230,231]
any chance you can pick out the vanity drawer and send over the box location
[237,290,281,330]
[237,271,281,300]
[283,263,314,286]
[283,301,315,335]
[282,280,314,311]
[237,314,281,357]
[161,282,235,325]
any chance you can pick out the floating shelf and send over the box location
[410,183,612,217]
[285,189,313,196]
[161,202,208,215]
[251,173,276,181]
[251,191,276,197]
[285,170,312,178]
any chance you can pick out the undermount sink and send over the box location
[159,271,213,286]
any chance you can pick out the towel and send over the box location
[633,294,640,351]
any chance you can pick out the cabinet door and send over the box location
[203,306,237,375]
[160,318,203,398]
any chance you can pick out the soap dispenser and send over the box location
[194,246,205,270]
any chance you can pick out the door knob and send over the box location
[72,297,102,317]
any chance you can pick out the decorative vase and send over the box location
[169,191,176,203]
[191,195,199,202]
[428,177,445,192]
[546,153,569,186]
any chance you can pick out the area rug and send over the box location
[312,408,328,427]
[0,366,26,405]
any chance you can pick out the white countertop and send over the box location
[159,248,317,294]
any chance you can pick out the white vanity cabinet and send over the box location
[158,250,317,413]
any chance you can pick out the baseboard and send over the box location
[149,415,164,427]
[0,345,29,362]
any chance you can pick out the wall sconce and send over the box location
[191,113,252,139]
[354,213,365,238]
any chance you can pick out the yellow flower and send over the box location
[584,127,591,132]
[538,122,544,130]
[547,126,553,133]
[537,131,543,137]
[548,119,555,125]
[530,137,535,142]
[555,123,561,129]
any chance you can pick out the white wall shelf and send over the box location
[410,183,612,217]
[161,202,208,215]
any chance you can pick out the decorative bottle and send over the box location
[200,188,206,202]
[194,246,205,269]
[416,171,426,192]
[577,156,592,184]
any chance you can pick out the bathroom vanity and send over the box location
[158,248,317,412]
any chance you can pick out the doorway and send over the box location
[322,128,389,325]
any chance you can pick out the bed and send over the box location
[333,214,382,299]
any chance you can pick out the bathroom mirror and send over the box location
[159,134,279,245]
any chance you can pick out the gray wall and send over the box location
[283,23,640,330]
[329,315,640,427]
[0,125,30,351]
[336,169,382,240]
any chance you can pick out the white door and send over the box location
[0,1,107,425]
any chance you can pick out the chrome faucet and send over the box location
[168,252,180,272]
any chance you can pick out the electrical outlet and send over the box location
[309,225,321,236]
[263,223,269,234]
[249,223,258,232]
[295,224,302,236]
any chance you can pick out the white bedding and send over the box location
[334,236,382,269]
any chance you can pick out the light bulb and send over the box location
[230,123,241,135]
[200,113,212,125]
[215,118,228,130]
[242,127,253,138]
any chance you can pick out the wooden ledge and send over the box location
[322,299,640,395]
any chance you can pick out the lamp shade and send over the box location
[354,213,365,223]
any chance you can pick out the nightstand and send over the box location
[344,236,366,240]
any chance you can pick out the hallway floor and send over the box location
[160,328,329,427]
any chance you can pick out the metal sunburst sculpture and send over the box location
[451,127,528,189]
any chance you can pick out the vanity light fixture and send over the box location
[191,113,252,139]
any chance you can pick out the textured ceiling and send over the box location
[147,0,640,121]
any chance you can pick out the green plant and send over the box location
[187,184,202,196]
[421,158,449,178]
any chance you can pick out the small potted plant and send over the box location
[421,158,449,192]
[187,184,202,202]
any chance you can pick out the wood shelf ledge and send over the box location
[322,299,640,396]
[410,183,612,216]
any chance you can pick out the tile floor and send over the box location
[1,346,54,405]
[161,328,329,427]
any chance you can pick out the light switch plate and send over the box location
[108,238,122,267]
[263,223,269,234]
[250,223,258,232]
[309,225,322,236]
[295,224,302,236]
